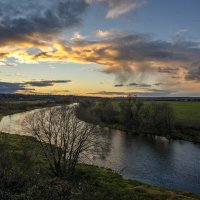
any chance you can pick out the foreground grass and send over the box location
[0,133,199,200]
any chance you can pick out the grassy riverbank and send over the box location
[90,100,200,143]
[103,123,200,143]
[0,132,199,200]
[0,100,71,122]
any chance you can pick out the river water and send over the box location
[0,109,200,195]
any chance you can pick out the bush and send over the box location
[140,103,175,135]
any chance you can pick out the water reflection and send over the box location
[1,111,200,195]
[93,130,200,195]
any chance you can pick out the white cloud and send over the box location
[174,29,189,40]
[106,0,146,18]
[94,30,127,37]
[0,61,17,67]
[86,0,146,18]
[15,73,23,77]
[71,32,86,41]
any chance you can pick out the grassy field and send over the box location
[166,101,200,121]
[109,101,200,122]
[0,132,199,200]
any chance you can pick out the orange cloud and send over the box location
[1,32,200,96]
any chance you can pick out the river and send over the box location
[0,108,200,195]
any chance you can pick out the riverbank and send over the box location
[77,101,200,143]
[1,99,200,143]
[0,132,199,200]
[102,122,200,143]
[0,99,71,122]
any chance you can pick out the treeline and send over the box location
[77,97,175,137]
[0,99,71,119]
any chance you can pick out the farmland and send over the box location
[109,101,200,122]
[166,101,200,121]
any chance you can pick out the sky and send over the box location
[0,0,200,97]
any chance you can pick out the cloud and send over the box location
[174,29,189,41]
[2,31,200,84]
[5,32,200,83]
[88,91,127,96]
[128,83,152,87]
[94,30,127,37]
[71,32,86,41]
[0,61,17,67]
[52,90,70,93]
[114,84,124,87]
[1,28,200,93]
[88,89,171,97]
[24,80,72,87]
[154,83,163,86]
[0,82,33,94]
[185,68,200,81]
[114,82,152,87]
[105,0,146,18]
[0,0,88,44]
[157,67,179,74]
[30,89,70,95]
[15,73,23,77]
[0,80,72,94]
[86,0,146,18]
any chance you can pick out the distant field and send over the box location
[166,101,200,121]
[5,100,48,104]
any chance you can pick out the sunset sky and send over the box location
[0,0,200,96]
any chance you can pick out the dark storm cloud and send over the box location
[19,32,200,82]
[114,84,124,87]
[154,83,162,86]
[64,33,200,82]
[0,80,72,93]
[0,0,88,43]
[0,52,9,58]
[157,67,179,74]
[121,35,199,62]
[0,82,31,94]
[24,80,72,87]
[128,83,152,87]
[185,67,200,81]
[114,82,152,87]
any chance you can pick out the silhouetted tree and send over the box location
[23,105,109,178]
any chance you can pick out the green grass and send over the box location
[0,132,199,200]
[76,164,200,200]
[109,101,200,122]
[166,102,200,121]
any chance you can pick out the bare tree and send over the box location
[23,105,109,178]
